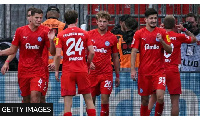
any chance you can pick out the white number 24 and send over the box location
[66,37,84,56]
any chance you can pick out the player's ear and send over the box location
[144,17,147,23]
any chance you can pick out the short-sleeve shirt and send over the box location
[56,27,92,73]
[164,31,192,72]
[131,27,171,75]
[12,25,50,78]
[181,33,200,71]
[88,29,118,75]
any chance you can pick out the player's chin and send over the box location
[150,25,156,28]
[99,27,106,31]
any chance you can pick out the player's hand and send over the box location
[115,77,120,87]
[48,29,56,41]
[156,33,163,42]
[90,62,95,70]
[131,69,137,81]
[159,23,164,28]
[55,71,60,81]
[48,63,55,71]
[1,62,9,75]
[176,24,184,31]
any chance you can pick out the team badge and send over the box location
[105,41,110,46]
[140,88,143,93]
[55,37,59,46]
[38,37,42,42]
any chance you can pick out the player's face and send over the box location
[96,17,109,31]
[145,14,157,28]
[186,17,198,32]
[27,11,31,23]
[31,13,43,27]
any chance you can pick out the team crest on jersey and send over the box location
[38,37,42,42]
[105,41,110,46]
[166,35,171,42]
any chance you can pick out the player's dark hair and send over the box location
[125,16,138,30]
[64,10,78,25]
[164,15,175,29]
[145,8,158,18]
[31,8,43,16]
[27,7,36,17]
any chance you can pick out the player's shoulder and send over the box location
[88,29,97,35]
[17,25,28,31]
[135,27,146,35]
[156,27,167,33]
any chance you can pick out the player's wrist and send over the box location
[182,28,187,32]
[5,60,10,63]
[116,74,119,78]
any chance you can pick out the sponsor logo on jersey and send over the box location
[25,43,40,49]
[38,37,42,42]
[166,35,171,42]
[54,37,59,46]
[105,41,110,46]
[144,44,159,50]
[93,46,107,53]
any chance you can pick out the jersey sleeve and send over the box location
[86,32,93,46]
[178,33,192,44]
[11,28,20,46]
[162,31,171,45]
[131,31,140,49]
[112,36,119,53]
[56,34,62,48]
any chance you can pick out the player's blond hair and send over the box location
[164,15,175,29]
[96,11,111,21]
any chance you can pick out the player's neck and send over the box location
[97,28,107,36]
[28,24,39,32]
[165,29,173,32]
[68,24,76,28]
[146,26,156,32]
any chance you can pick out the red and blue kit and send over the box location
[164,31,192,94]
[12,25,50,96]
[88,29,118,97]
[56,27,92,96]
[131,27,171,96]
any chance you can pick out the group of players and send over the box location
[0,6,198,116]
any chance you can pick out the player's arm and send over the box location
[0,44,18,56]
[55,48,61,81]
[1,54,16,75]
[176,24,197,43]
[157,33,172,54]
[48,29,56,56]
[112,52,120,87]
[87,45,95,64]
[131,48,138,81]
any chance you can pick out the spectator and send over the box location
[181,13,200,71]
[111,15,138,71]
[42,6,67,71]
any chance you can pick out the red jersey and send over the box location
[164,31,192,71]
[88,29,118,75]
[12,25,50,78]
[41,25,50,68]
[56,27,92,73]
[131,27,171,75]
